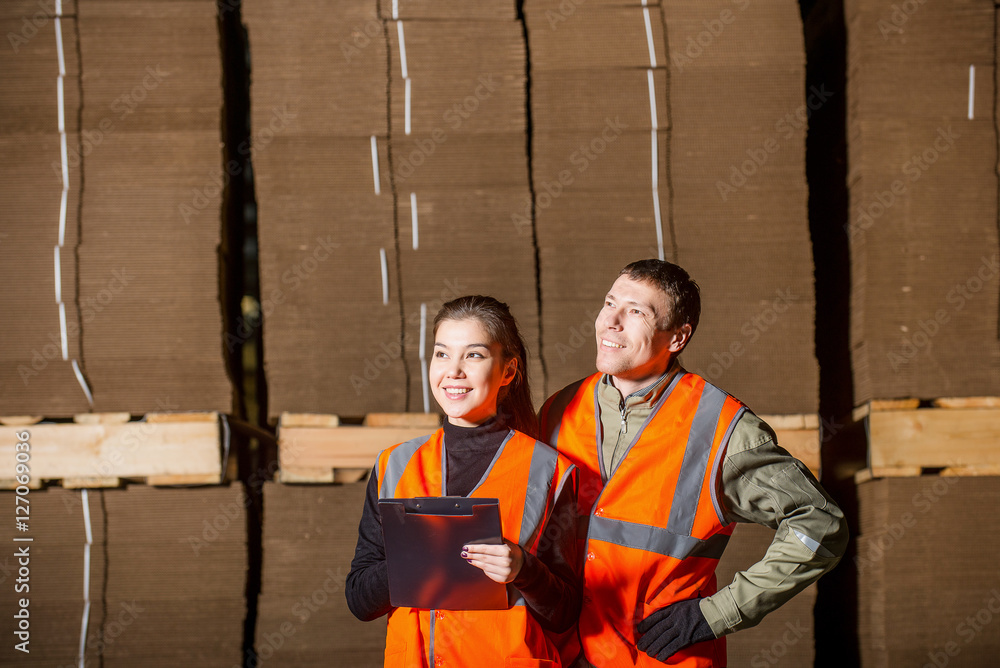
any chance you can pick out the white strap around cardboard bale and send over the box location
[404,77,412,135]
[419,303,430,413]
[59,188,68,245]
[370,135,381,194]
[642,7,657,69]
[968,64,975,120]
[59,302,68,359]
[397,21,408,79]
[380,248,389,305]
[410,192,419,249]
[72,359,95,406]
[78,489,93,668]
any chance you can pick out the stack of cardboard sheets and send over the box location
[526,0,671,397]
[664,0,818,415]
[244,0,408,419]
[716,523,817,667]
[856,476,1000,666]
[0,485,246,667]
[97,485,247,667]
[0,487,104,666]
[526,0,818,413]
[0,0,231,416]
[386,3,542,408]
[845,0,1000,404]
[74,0,231,412]
[0,1,90,415]
[256,481,385,666]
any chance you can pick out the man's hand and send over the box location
[462,541,524,584]
[636,598,716,663]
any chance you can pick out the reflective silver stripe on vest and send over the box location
[379,434,432,498]
[711,405,746,524]
[429,613,436,664]
[518,440,561,548]
[544,377,587,447]
[589,515,731,560]
[665,383,728,537]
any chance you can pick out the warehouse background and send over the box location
[0,0,998,666]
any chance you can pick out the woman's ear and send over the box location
[500,358,518,386]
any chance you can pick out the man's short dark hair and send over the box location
[619,259,701,334]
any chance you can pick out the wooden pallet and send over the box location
[277,412,441,483]
[276,412,822,482]
[0,412,222,488]
[852,397,1000,482]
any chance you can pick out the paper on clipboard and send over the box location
[379,497,508,610]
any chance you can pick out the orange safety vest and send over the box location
[539,372,746,667]
[376,427,576,668]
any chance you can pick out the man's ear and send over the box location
[666,323,693,354]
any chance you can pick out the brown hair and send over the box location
[432,295,538,439]
[620,259,701,334]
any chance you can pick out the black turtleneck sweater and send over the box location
[345,418,581,632]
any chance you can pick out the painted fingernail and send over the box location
[461,551,468,558]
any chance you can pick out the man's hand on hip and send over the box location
[636,598,716,663]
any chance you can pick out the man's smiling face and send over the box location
[595,275,689,396]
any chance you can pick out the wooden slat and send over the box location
[279,467,335,484]
[147,473,221,486]
[932,397,1000,409]
[334,468,369,483]
[854,469,875,485]
[868,406,1000,469]
[871,399,921,411]
[146,412,218,423]
[280,413,340,428]
[855,465,1000,484]
[0,478,43,490]
[74,412,131,424]
[0,416,43,426]
[854,467,923,484]
[852,399,921,422]
[278,424,434,479]
[0,418,221,482]
[61,477,121,488]
[761,414,807,430]
[364,413,441,428]
[940,465,1000,477]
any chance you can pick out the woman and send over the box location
[346,296,580,667]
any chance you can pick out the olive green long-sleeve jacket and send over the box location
[596,366,848,637]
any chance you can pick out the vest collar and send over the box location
[598,359,682,413]
[593,365,685,481]
[441,428,515,497]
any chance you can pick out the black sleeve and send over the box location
[511,469,582,633]
[345,468,393,621]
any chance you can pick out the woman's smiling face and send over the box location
[430,318,515,428]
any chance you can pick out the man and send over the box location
[539,260,847,667]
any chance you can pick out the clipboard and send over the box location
[379,497,509,610]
